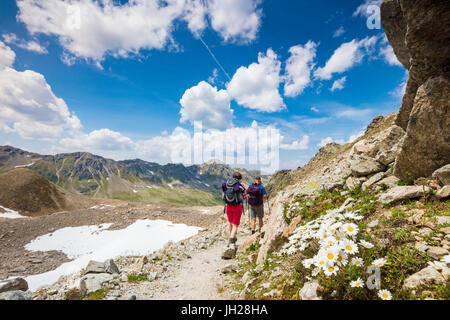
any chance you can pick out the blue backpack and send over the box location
[247,184,263,206]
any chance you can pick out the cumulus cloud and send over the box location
[60,129,135,151]
[179,81,233,130]
[281,135,309,150]
[336,107,374,120]
[379,35,402,67]
[16,0,262,64]
[0,42,81,140]
[283,41,318,97]
[2,33,47,54]
[207,0,262,43]
[330,76,346,91]
[314,36,379,80]
[227,48,285,112]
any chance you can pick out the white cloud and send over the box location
[314,36,379,80]
[227,48,285,112]
[283,41,318,97]
[310,107,319,113]
[389,70,408,99]
[379,35,402,67]
[0,41,15,69]
[16,0,262,64]
[2,33,47,54]
[207,0,262,43]
[353,0,382,18]
[317,136,344,147]
[281,135,309,150]
[333,26,345,38]
[179,81,233,130]
[60,129,135,151]
[336,107,374,120]
[0,42,81,140]
[207,68,219,84]
[330,76,346,91]
[348,129,365,143]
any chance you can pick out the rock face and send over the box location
[299,280,322,300]
[381,0,450,180]
[0,290,32,300]
[394,77,450,180]
[436,186,450,200]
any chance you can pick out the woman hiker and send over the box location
[222,171,247,247]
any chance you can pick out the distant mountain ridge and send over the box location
[0,146,268,206]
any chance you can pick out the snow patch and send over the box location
[14,162,35,168]
[23,219,202,291]
[0,206,28,219]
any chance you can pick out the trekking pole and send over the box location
[267,195,271,215]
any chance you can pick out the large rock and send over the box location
[376,175,400,188]
[221,248,237,260]
[299,280,322,300]
[238,233,260,253]
[403,265,448,290]
[85,259,119,275]
[81,273,114,295]
[381,0,450,131]
[0,278,28,293]
[0,290,32,300]
[379,185,430,204]
[282,215,303,239]
[394,77,450,180]
[256,192,289,265]
[362,172,386,191]
[436,186,450,200]
[349,154,386,177]
[104,259,120,274]
[432,165,450,186]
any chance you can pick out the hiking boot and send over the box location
[251,230,256,235]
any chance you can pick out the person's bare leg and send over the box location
[251,217,256,232]
[258,217,264,230]
[230,224,238,239]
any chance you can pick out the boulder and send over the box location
[81,273,114,295]
[0,277,28,293]
[299,280,323,300]
[436,186,450,200]
[394,77,450,180]
[362,172,386,191]
[221,248,237,260]
[349,154,386,177]
[221,264,238,274]
[376,175,400,188]
[436,216,450,225]
[432,165,450,186]
[0,290,32,300]
[104,259,120,274]
[65,278,87,300]
[403,266,448,290]
[379,186,430,204]
[85,261,106,274]
[427,247,449,260]
[345,176,362,191]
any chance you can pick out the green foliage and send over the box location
[394,228,416,243]
[127,273,148,283]
[86,289,108,300]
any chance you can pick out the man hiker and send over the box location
[247,176,268,235]
[222,172,246,247]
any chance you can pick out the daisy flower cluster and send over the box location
[279,201,393,300]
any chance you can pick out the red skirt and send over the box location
[226,204,243,226]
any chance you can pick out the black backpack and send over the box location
[224,178,243,205]
[247,184,263,206]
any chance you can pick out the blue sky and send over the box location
[0,0,407,172]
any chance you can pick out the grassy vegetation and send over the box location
[127,273,148,283]
[86,289,108,300]
[112,186,222,207]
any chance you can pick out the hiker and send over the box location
[222,171,246,247]
[247,176,268,235]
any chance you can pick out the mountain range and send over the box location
[0,146,269,206]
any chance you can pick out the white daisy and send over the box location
[336,252,348,266]
[341,239,359,255]
[324,265,339,276]
[373,258,387,268]
[351,257,364,267]
[302,258,314,269]
[323,248,339,263]
[350,278,364,288]
[378,289,392,300]
[312,268,320,277]
[359,239,374,249]
[342,223,359,236]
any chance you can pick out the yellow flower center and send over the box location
[337,256,342,262]
[327,253,334,260]
[355,261,360,265]
[328,267,334,272]
[336,236,340,240]
[320,261,325,265]
[382,293,388,299]
[348,226,354,232]
[356,282,360,286]
[346,245,352,251]
[328,241,333,245]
